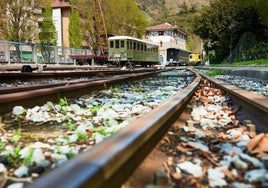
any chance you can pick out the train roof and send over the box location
[166,47,189,53]
[108,36,158,46]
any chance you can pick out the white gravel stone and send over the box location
[208,168,227,187]
[177,161,202,177]
[7,183,24,188]
[14,166,28,177]
[239,153,264,168]
[244,169,266,183]
[232,155,248,170]
[12,106,25,116]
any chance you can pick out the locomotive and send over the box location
[189,53,203,66]
[108,36,159,67]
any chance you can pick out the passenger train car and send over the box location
[166,48,189,66]
[108,36,159,67]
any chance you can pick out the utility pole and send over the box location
[92,0,108,55]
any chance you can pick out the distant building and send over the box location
[51,0,71,47]
[145,23,188,65]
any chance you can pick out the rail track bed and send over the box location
[0,69,195,187]
[0,69,267,188]
[124,74,268,188]
[0,69,165,114]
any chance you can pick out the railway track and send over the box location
[0,69,163,114]
[0,69,267,187]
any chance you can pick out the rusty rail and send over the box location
[27,72,201,188]
[0,71,163,114]
[201,74,268,132]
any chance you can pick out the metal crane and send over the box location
[92,0,108,55]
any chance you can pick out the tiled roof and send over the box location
[52,0,71,8]
[147,23,177,31]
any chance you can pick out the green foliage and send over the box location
[59,97,68,106]
[11,128,22,143]
[23,148,34,167]
[5,146,21,167]
[39,1,57,45]
[192,0,268,63]
[104,0,150,37]
[58,97,69,114]
[64,120,76,131]
[0,0,41,41]
[207,69,225,76]
[69,7,82,48]
[76,131,88,143]
[0,139,5,152]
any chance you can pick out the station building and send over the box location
[144,23,188,65]
[51,0,71,47]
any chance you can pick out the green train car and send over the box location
[108,36,159,67]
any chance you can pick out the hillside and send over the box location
[136,0,209,26]
[136,0,210,53]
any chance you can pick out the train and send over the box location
[107,36,203,67]
[108,36,159,67]
[189,53,203,66]
[165,48,190,66]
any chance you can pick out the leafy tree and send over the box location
[0,0,43,42]
[0,0,44,62]
[70,0,149,51]
[192,0,268,63]
[39,0,57,45]
[69,7,82,48]
[104,0,149,38]
[39,0,57,63]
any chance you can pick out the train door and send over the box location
[127,40,133,60]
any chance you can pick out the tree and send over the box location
[39,0,57,45]
[70,0,149,51]
[104,0,149,38]
[69,7,82,48]
[0,0,44,62]
[192,0,268,63]
[39,0,57,63]
[0,0,43,42]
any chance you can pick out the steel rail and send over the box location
[26,72,201,188]
[0,78,105,94]
[0,71,164,114]
[0,68,157,81]
[201,73,268,131]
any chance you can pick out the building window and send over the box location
[158,31,164,36]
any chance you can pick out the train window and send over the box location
[121,40,125,48]
[130,41,133,50]
[137,43,140,51]
[141,44,144,51]
[127,40,130,49]
[110,41,114,48]
[115,40,120,48]
[189,55,193,59]
[144,44,147,52]
[133,42,136,50]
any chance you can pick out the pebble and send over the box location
[214,75,268,97]
[14,166,28,177]
[244,169,266,183]
[177,161,202,177]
